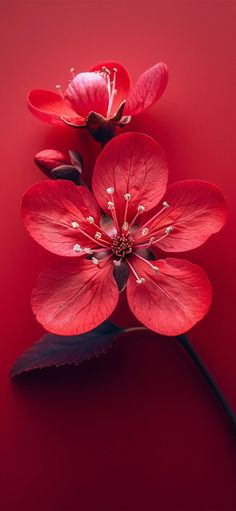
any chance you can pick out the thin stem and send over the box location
[121,328,236,430]
[177,334,236,431]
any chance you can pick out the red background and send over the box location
[1,1,236,510]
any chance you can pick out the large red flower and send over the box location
[27,61,168,129]
[22,133,227,336]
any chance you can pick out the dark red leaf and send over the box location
[11,321,122,377]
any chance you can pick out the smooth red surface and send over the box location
[1,1,236,510]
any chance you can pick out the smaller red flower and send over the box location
[27,61,168,136]
[22,133,227,337]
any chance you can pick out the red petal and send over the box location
[90,62,132,117]
[65,72,109,118]
[136,180,227,252]
[126,256,212,336]
[31,258,119,335]
[22,180,102,256]
[124,63,168,116]
[27,90,84,126]
[92,132,168,228]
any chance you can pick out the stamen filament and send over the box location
[132,252,159,273]
[136,201,170,236]
[106,190,120,233]
[129,205,145,229]
[71,222,111,249]
[55,84,64,99]
[126,259,145,284]
[107,67,117,117]
[134,227,173,249]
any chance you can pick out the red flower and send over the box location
[22,133,226,336]
[27,61,168,129]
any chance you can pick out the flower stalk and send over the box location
[177,334,236,431]
[122,327,236,430]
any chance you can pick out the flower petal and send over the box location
[22,180,102,256]
[124,63,168,116]
[31,257,119,335]
[126,256,212,336]
[65,72,109,118]
[90,62,132,117]
[92,132,168,228]
[135,180,227,252]
[27,90,84,126]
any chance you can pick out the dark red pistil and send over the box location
[111,233,134,258]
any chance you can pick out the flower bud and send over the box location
[34,149,70,176]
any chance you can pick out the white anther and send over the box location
[149,237,155,245]
[70,67,75,76]
[56,84,62,91]
[106,187,114,194]
[136,277,145,285]
[113,259,121,267]
[166,226,174,234]
[92,257,99,265]
[108,201,114,209]
[113,67,118,73]
[73,244,82,252]
[153,266,159,273]
[87,216,95,224]
[124,193,131,201]
[95,232,102,240]
[122,221,129,231]
[102,66,111,74]
[138,205,145,213]
[71,221,79,229]
[84,248,93,254]
[163,201,169,208]
[142,228,149,236]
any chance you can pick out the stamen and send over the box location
[87,216,95,224]
[107,67,118,117]
[71,221,79,229]
[95,231,102,240]
[123,192,132,226]
[105,188,119,233]
[129,205,145,229]
[136,277,145,285]
[106,187,114,194]
[73,244,82,252]
[135,226,174,250]
[126,259,145,285]
[92,257,99,265]
[70,67,76,78]
[122,222,129,231]
[55,84,64,98]
[70,220,110,249]
[142,228,149,236]
[136,201,171,236]
[102,66,111,75]
[138,205,145,213]
[133,252,159,273]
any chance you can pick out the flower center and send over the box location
[111,233,133,258]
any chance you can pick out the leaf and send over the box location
[11,321,122,377]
